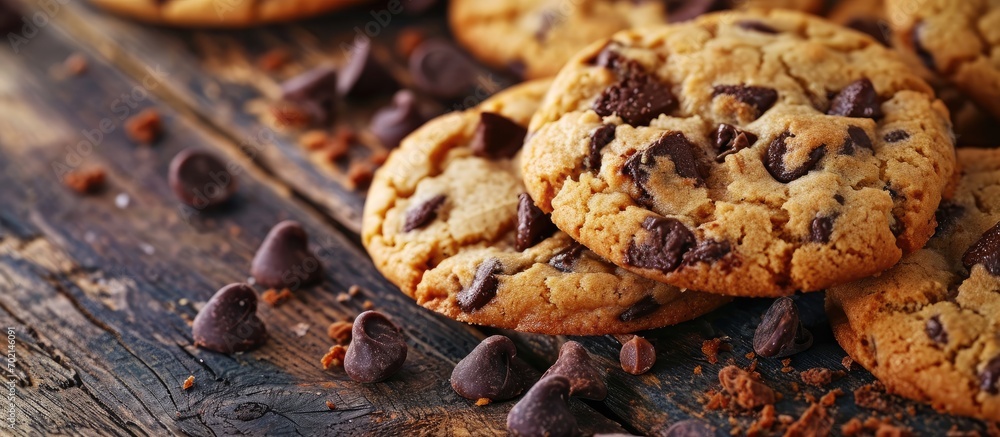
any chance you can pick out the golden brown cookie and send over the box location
[89,0,370,27]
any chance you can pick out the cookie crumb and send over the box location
[396,28,426,59]
[842,355,854,371]
[326,128,355,161]
[260,288,293,307]
[874,423,913,436]
[702,338,726,364]
[362,300,375,310]
[327,321,353,344]
[693,365,703,375]
[182,375,194,390]
[64,168,106,194]
[370,149,389,166]
[718,365,775,409]
[125,108,163,145]
[271,102,313,128]
[346,162,374,188]
[800,367,843,387]
[819,388,843,406]
[854,382,890,411]
[258,48,291,72]
[785,404,832,437]
[325,400,337,410]
[781,358,794,373]
[348,285,362,296]
[745,352,755,360]
[746,403,776,436]
[300,130,330,150]
[705,389,728,410]
[842,418,864,436]
[474,397,491,406]
[64,53,87,76]
[321,345,348,369]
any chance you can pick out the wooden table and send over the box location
[0,1,992,435]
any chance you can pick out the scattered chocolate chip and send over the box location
[403,194,446,232]
[827,78,882,119]
[542,341,607,400]
[516,193,557,251]
[623,133,703,202]
[625,216,695,273]
[549,243,585,272]
[883,130,910,143]
[810,214,836,243]
[845,17,891,46]
[736,20,779,34]
[409,39,480,100]
[934,202,964,236]
[714,123,758,162]
[343,311,408,383]
[337,39,399,99]
[666,0,729,23]
[370,90,428,149]
[620,335,656,375]
[457,258,502,312]
[585,124,616,171]
[718,365,776,409]
[764,132,825,183]
[664,419,716,436]
[618,296,662,322]
[63,168,106,195]
[712,85,778,118]
[250,220,323,290]
[962,222,1000,275]
[281,65,337,103]
[471,112,528,159]
[980,355,1000,394]
[593,61,676,126]
[507,375,578,437]
[912,23,936,70]
[451,335,533,401]
[925,315,948,344]
[168,148,237,208]
[682,240,731,265]
[840,126,872,155]
[192,283,267,354]
[753,297,813,357]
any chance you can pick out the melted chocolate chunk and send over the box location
[516,193,557,251]
[192,284,267,354]
[471,112,528,159]
[925,315,947,344]
[714,123,758,162]
[841,125,873,155]
[549,243,586,272]
[618,295,662,322]
[625,216,695,273]
[753,297,814,358]
[622,132,704,203]
[585,124,617,172]
[884,130,910,143]
[962,222,1000,276]
[828,78,883,119]
[403,194,446,232]
[810,214,836,243]
[934,202,965,237]
[250,220,323,290]
[712,85,778,118]
[846,17,891,46]
[451,335,533,401]
[764,132,826,183]
[588,42,626,69]
[981,355,1000,395]
[457,258,502,312]
[912,23,936,70]
[683,239,731,265]
[593,61,676,126]
[736,20,779,34]
[344,311,408,383]
[541,341,607,400]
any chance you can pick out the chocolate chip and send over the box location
[962,222,1000,276]
[666,0,730,23]
[550,243,585,272]
[626,216,695,273]
[457,258,502,312]
[712,85,778,118]
[736,20,779,34]
[593,62,676,126]
[846,17,891,46]
[620,336,656,375]
[934,202,965,236]
[664,419,717,436]
[618,295,662,322]
[834,194,845,204]
[344,311,408,383]
[622,132,704,202]
[507,375,578,437]
[337,39,399,99]
[912,23,936,70]
[403,194,447,232]
[980,355,1000,394]
[753,297,813,357]
[585,124,616,171]
[810,214,836,243]
[884,130,909,143]
[192,283,267,354]
[542,341,607,400]
[451,335,532,401]
[925,315,947,344]
[588,42,625,70]
[764,132,826,183]
[841,126,873,155]
[714,123,758,162]
[250,220,323,290]
[827,78,882,119]
[471,112,528,159]
[516,193,557,251]
[409,39,480,100]
[682,239,732,266]
[370,90,428,149]
[281,65,337,103]
[168,148,237,208]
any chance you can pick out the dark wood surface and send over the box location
[0,0,993,435]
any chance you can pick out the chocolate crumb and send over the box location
[64,168,106,194]
[326,400,337,410]
[321,345,348,369]
[182,375,194,390]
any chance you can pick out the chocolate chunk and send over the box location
[626,216,695,273]
[712,85,778,118]
[841,125,873,155]
[370,90,428,149]
[168,148,237,208]
[403,194,446,232]
[593,62,676,126]
[344,311,408,383]
[884,130,909,143]
[471,112,528,159]
[810,214,836,243]
[542,341,607,400]
[457,258,502,312]
[620,335,656,375]
[280,65,337,103]
[718,365,777,409]
[764,132,826,183]
[736,20,779,34]
[934,202,964,236]
[753,297,813,357]
[409,39,480,100]
[618,295,662,322]
[828,78,883,119]
[250,220,323,290]
[622,132,704,201]
[962,222,1000,275]
[337,39,399,99]
[925,315,947,344]
[550,243,585,272]
[192,284,267,354]
[451,335,533,401]
[683,240,731,265]
[666,0,730,23]
[912,23,936,70]
[846,17,891,46]
[664,419,717,436]
[516,193,557,251]
[714,123,758,162]
[981,355,1000,394]
[585,124,616,171]
[587,42,625,70]
[507,375,578,437]
[834,194,845,204]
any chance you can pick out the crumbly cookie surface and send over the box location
[362,81,729,335]
[826,149,1000,422]
[521,10,956,297]
[89,0,368,27]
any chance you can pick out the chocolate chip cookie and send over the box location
[362,80,730,335]
[89,0,369,27]
[826,148,1000,422]
[521,10,957,297]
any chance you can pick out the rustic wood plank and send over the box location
[0,19,624,436]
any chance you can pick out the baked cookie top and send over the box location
[361,80,729,335]
[521,10,957,297]
[89,0,369,27]
[826,148,1000,422]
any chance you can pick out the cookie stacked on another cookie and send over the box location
[520,9,957,297]
[362,80,730,335]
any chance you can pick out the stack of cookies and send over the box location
[360,5,1000,427]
